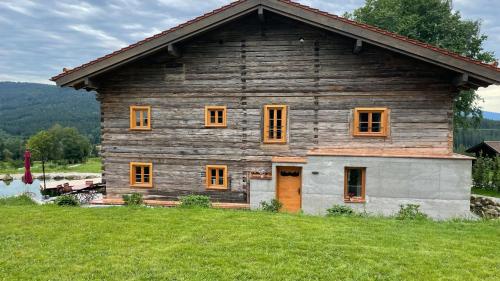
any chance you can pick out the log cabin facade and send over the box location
[52,0,500,218]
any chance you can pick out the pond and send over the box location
[0,180,43,200]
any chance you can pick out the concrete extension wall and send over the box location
[250,157,472,219]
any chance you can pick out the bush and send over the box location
[260,199,282,212]
[179,195,211,208]
[0,194,37,206]
[123,193,144,206]
[396,204,428,220]
[472,156,500,192]
[326,205,355,216]
[54,195,79,207]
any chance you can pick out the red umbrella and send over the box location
[23,150,33,185]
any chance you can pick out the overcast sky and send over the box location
[0,0,498,112]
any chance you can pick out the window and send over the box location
[263,105,287,143]
[130,162,153,188]
[130,106,151,130]
[353,108,388,137]
[206,165,228,189]
[344,167,366,202]
[205,106,227,127]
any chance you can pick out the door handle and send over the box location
[298,188,301,195]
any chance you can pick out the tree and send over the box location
[26,131,60,162]
[48,125,91,163]
[346,0,496,127]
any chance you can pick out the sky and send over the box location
[0,0,499,112]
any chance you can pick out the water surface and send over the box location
[0,180,42,200]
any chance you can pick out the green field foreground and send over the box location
[0,203,499,281]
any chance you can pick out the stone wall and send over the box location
[250,156,473,220]
[470,195,500,218]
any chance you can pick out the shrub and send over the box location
[0,193,37,206]
[123,193,144,206]
[180,195,211,208]
[326,205,354,216]
[54,195,79,207]
[260,199,282,212]
[396,204,428,220]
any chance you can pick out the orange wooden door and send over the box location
[277,167,302,212]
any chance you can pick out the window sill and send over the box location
[352,133,387,138]
[344,198,366,203]
[205,125,227,128]
[206,186,228,190]
[130,184,153,188]
[129,128,152,131]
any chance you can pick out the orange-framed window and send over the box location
[206,165,228,190]
[353,108,388,137]
[263,105,287,144]
[130,106,151,130]
[205,106,227,127]
[344,167,366,203]
[130,162,153,188]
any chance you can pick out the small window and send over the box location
[344,167,366,203]
[353,108,388,137]
[205,106,227,127]
[130,162,153,188]
[130,106,151,130]
[263,105,287,144]
[206,165,228,189]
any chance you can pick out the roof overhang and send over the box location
[51,0,500,90]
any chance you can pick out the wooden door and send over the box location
[277,167,302,212]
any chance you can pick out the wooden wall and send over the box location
[97,11,456,201]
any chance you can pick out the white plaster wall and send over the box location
[250,156,472,219]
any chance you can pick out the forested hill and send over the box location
[0,82,100,143]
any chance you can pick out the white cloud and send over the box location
[0,0,37,16]
[478,85,500,112]
[52,1,102,19]
[68,24,128,49]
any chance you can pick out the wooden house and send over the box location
[52,0,500,218]
[466,141,500,158]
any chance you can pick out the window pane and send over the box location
[347,169,362,197]
[359,112,369,122]
[217,111,223,124]
[268,109,275,138]
[218,169,224,185]
[135,111,141,127]
[372,122,381,132]
[143,166,150,183]
[143,111,149,127]
[372,113,381,123]
[360,122,369,132]
[211,169,216,185]
[210,111,216,123]
[135,166,142,183]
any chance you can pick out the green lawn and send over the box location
[0,157,101,174]
[0,202,499,280]
[472,188,500,198]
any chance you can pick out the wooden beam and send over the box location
[258,6,265,22]
[83,77,99,91]
[168,44,180,57]
[353,39,363,54]
[452,73,468,87]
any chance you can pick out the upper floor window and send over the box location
[353,108,388,137]
[205,106,227,128]
[344,167,366,203]
[264,105,287,144]
[206,165,228,189]
[130,106,151,130]
[130,162,153,188]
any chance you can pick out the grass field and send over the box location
[472,188,500,198]
[0,199,499,280]
[0,157,101,174]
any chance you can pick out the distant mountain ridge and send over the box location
[483,111,500,121]
[0,82,100,143]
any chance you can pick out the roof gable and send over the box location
[51,0,500,88]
